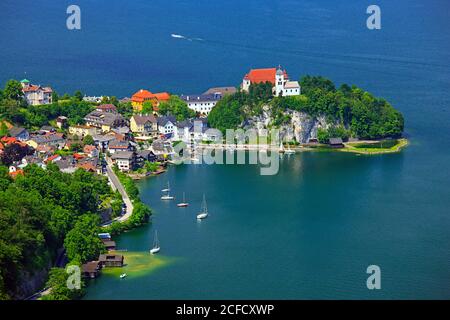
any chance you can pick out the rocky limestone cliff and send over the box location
[242,108,333,143]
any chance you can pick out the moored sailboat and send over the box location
[150,230,160,254]
[197,194,209,220]
[177,192,189,207]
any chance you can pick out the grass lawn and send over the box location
[342,138,408,154]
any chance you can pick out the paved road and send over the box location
[104,159,134,224]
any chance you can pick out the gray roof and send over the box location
[93,134,116,143]
[329,138,344,145]
[176,120,193,129]
[9,126,28,137]
[180,93,222,103]
[31,133,65,144]
[132,114,157,125]
[157,116,176,126]
[202,86,237,95]
[111,151,134,160]
[84,111,125,126]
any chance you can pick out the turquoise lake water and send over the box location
[1,0,450,298]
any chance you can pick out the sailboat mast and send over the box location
[203,194,207,213]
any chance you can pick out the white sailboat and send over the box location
[161,182,174,200]
[196,194,209,220]
[177,192,189,207]
[279,142,285,153]
[161,181,170,193]
[150,230,160,254]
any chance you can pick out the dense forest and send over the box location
[0,164,137,299]
[208,76,404,141]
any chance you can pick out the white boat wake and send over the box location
[171,34,204,42]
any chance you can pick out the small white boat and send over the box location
[161,182,174,200]
[171,33,185,39]
[120,273,127,279]
[177,192,189,207]
[150,230,160,254]
[161,181,170,193]
[279,142,285,153]
[197,194,209,220]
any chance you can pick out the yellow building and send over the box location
[130,115,158,137]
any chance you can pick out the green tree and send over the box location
[141,101,154,114]
[64,215,105,263]
[73,91,83,102]
[3,80,24,101]
[158,96,195,121]
[0,122,8,136]
[41,265,84,300]
[51,91,59,103]
[82,135,94,146]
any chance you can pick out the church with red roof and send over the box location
[241,66,301,97]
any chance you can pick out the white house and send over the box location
[157,116,176,135]
[241,66,300,97]
[21,79,53,105]
[180,93,222,116]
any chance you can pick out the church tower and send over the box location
[275,66,285,96]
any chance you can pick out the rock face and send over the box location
[243,108,332,143]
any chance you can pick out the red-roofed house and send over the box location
[73,153,85,160]
[131,89,171,113]
[241,66,300,97]
[45,154,61,163]
[21,79,53,105]
[8,166,24,178]
[83,145,99,158]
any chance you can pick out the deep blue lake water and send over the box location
[2,0,450,299]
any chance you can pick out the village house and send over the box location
[95,104,117,113]
[180,93,222,116]
[157,116,176,135]
[26,132,65,149]
[329,138,344,148]
[39,125,56,134]
[107,139,130,154]
[56,116,68,129]
[136,150,157,167]
[98,254,124,267]
[8,127,29,141]
[8,166,24,179]
[130,114,158,137]
[68,125,99,138]
[173,120,194,142]
[82,261,101,279]
[101,239,116,251]
[83,145,99,158]
[241,66,301,97]
[20,79,53,105]
[84,110,126,133]
[131,89,171,113]
[93,134,116,152]
[111,151,136,172]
